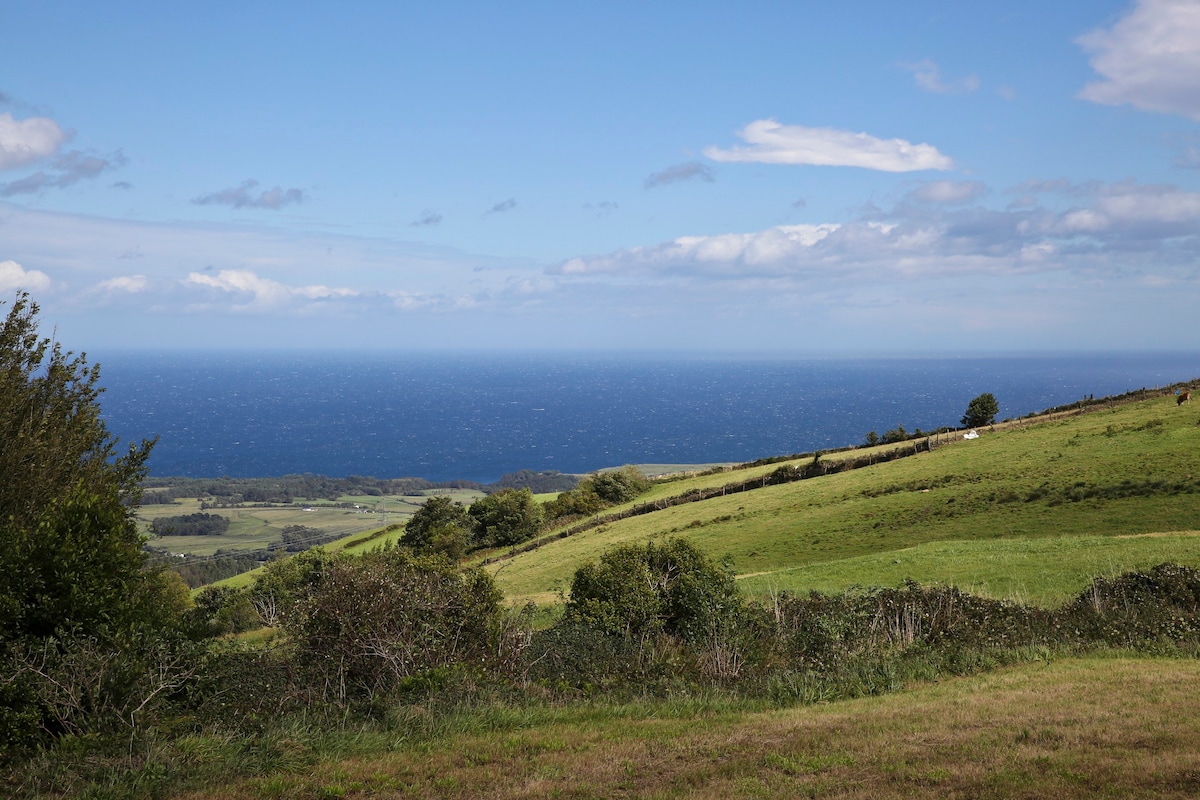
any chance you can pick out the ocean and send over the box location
[94,351,1199,483]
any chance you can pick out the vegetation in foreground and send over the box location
[124,657,1200,799]
[4,290,1200,798]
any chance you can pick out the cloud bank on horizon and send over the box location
[1,0,1199,353]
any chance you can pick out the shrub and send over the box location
[279,547,503,706]
[401,495,472,550]
[1062,563,1200,645]
[564,538,742,645]
[468,488,542,548]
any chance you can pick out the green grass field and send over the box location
[486,393,1200,606]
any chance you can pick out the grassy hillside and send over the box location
[14,385,1200,799]
[488,391,1200,606]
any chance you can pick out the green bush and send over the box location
[564,538,742,644]
[279,546,503,706]
[401,495,472,550]
[468,488,542,548]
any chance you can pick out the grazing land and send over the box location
[484,392,1200,607]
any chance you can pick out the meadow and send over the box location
[485,392,1200,607]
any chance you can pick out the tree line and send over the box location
[143,470,578,506]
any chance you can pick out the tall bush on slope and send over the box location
[0,293,191,748]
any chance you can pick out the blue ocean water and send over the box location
[94,352,1199,483]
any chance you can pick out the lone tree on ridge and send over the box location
[961,392,999,428]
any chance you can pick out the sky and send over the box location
[3,0,1200,353]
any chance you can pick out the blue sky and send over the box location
[3,0,1200,352]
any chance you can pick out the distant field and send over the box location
[140,488,484,557]
[488,394,1200,607]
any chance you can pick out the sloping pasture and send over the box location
[490,395,1200,605]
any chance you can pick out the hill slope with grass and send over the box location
[486,388,1200,606]
[11,381,1200,799]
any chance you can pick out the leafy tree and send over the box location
[401,495,472,550]
[544,487,605,521]
[0,292,188,745]
[468,487,542,548]
[961,392,999,428]
[150,512,231,537]
[0,293,160,643]
[582,466,650,505]
[490,469,578,494]
[545,466,651,521]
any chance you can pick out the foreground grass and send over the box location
[158,655,1200,799]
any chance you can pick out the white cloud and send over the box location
[0,113,65,171]
[1053,182,1200,235]
[96,274,148,293]
[899,59,981,95]
[1078,0,1200,120]
[555,224,842,277]
[552,179,1200,283]
[704,119,954,172]
[0,259,52,293]
[184,269,358,309]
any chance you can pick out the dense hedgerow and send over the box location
[176,545,1200,725]
[10,538,1200,798]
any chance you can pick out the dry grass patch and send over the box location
[176,656,1200,799]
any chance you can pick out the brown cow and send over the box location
[1178,391,1191,406]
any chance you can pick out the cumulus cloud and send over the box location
[704,119,954,172]
[193,179,306,210]
[1078,0,1200,120]
[554,224,842,277]
[644,161,715,188]
[0,150,126,196]
[552,179,1200,283]
[899,59,981,94]
[0,113,65,171]
[184,269,357,309]
[0,259,51,293]
[1053,181,1200,236]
